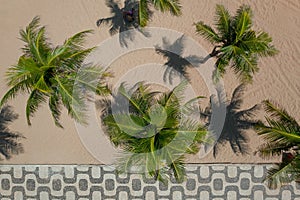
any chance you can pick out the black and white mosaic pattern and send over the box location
[1,164,300,199]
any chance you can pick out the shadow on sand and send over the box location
[201,84,259,158]
[0,106,24,160]
[96,0,150,47]
[155,35,210,84]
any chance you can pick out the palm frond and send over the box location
[170,157,185,183]
[240,31,279,57]
[182,96,205,116]
[232,53,258,82]
[73,66,111,96]
[34,75,52,93]
[139,0,150,27]
[263,100,299,127]
[118,83,150,122]
[256,100,300,188]
[152,0,182,16]
[159,80,187,108]
[7,56,40,86]
[26,90,47,125]
[195,21,221,44]
[54,76,87,125]
[105,114,146,137]
[19,16,41,45]
[215,4,231,39]
[0,79,31,108]
[49,94,63,128]
[255,141,292,159]
[264,161,296,189]
[257,118,300,143]
[233,5,252,40]
[46,46,68,65]
[213,56,230,83]
[31,26,47,64]
[149,104,167,129]
[64,30,93,50]
[19,16,51,63]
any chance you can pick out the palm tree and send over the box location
[139,0,181,27]
[0,16,110,128]
[195,4,278,82]
[103,81,207,183]
[255,100,300,189]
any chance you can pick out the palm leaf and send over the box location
[264,161,296,189]
[152,0,182,16]
[213,56,230,83]
[64,30,93,50]
[195,21,221,44]
[105,114,146,136]
[49,94,63,128]
[256,100,300,188]
[160,80,187,108]
[7,56,40,86]
[25,90,47,125]
[233,5,252,40]
[0,79,31,108]
[232,53,258,82]
[34,75,52,93]
[72,66,111,96]
[240,31,278,57]
[139,0,150,27]
[54,76,87,124]
[255,142,293,159]
[257,118,300,143]
[170,157,185,183]
[215,4,231,39]
[118,83,150,122]
[263,100,299,126]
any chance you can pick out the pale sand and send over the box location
[0,0,299,164]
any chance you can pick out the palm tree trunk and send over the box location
[209,46,221,57]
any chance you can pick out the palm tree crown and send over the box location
[255,100,300,189]
[139,0,181,27]
[0,16,110,128]
[195,4,278,82]
[103,81,207,183]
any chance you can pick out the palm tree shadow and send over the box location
[0,106,24,160]
[155,35,210,84]
[96,0,150,47]
[201,84,259,158]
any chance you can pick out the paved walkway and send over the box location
[0,164,299,199]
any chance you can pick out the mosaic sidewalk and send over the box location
[1,164,300,200]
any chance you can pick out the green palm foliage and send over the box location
[0,16,110,128]
[195,4,278,82]
[103,81,207,183]
[255,100,300,189]
[139,0,181,27]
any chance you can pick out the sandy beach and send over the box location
[0,0,299,165]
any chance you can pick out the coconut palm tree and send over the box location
[255,100,300,189]
[103,81,207,183]
[195,4,278,82]
[139,0,181,27]
[0,16,110,128]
